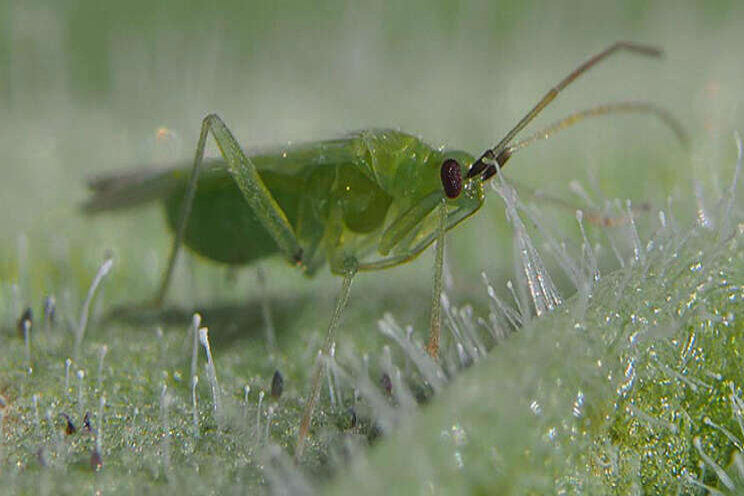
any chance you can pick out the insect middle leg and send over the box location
[154,114,303,307]
[296,259,357,458]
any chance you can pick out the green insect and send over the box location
[84,42,687,456]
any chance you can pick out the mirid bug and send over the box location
[84,42,687,456]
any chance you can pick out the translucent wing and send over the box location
[83,135,361,214]
[83,166,187,212]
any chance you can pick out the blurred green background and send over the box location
[0,1,743,491]
[1,0,740,308]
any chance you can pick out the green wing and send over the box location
[83,165,189,213]
[248,136,361,173]
[82,135,364,214]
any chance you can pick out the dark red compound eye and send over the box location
[440,158,462,199]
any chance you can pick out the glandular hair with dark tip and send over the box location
[61,413,76,435]
[83,411,92,432]
[440,159,462,199]
[90,449,102,472]
[380,372,393,396]
[292,248,304,266]
[16,307,32,337]
[270,370,284,399]
[347,406,357,429]
[43,296,56,325]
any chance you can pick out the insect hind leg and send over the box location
[296,258,357,458]
[154,114,303,307]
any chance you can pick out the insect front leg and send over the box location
[363,195,449,358]
[154,114,303,307]
[426,200,447,358]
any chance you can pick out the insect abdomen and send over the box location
[163,169,302,266]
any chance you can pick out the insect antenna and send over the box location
[467,41,665,180]
[479,101,689,181]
